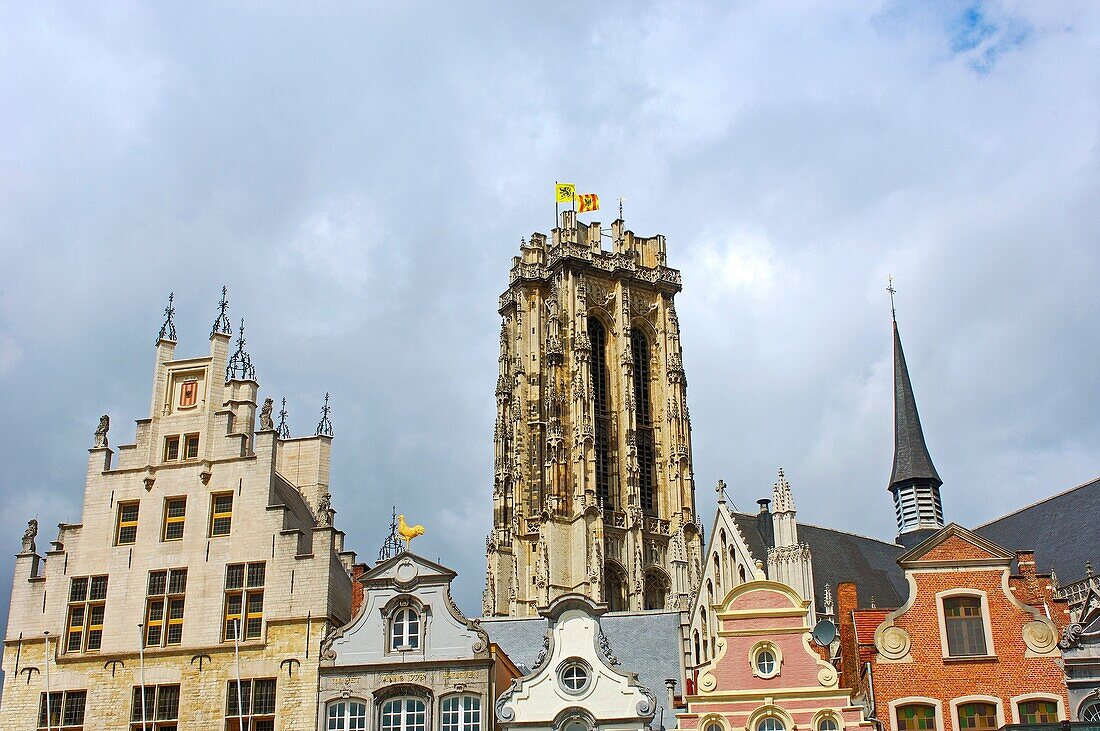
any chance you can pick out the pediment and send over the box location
[363,551,456,588]
[899,523,1013,567]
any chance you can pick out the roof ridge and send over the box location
[976,475,1100,528]
[732,511,903,549]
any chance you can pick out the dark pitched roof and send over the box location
[976,476,1100,587]
[890,321,942,489]
[480,610,683,730]
[732,512,907,610]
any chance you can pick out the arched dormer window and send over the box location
[327,699,368,731]
[588,317,614,509]
[630,326,656,515]
[389,607,421,651]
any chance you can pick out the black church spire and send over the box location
[887,281,944,541]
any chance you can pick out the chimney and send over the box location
[757,499,771,513]
[836,582,861,690]
[757,499,774,549]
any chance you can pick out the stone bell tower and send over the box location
[484,210,703,617]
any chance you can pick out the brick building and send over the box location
[838,524,1066,731]
[0,292,356,730]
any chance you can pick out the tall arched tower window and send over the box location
[631,327,656,515]
[589,317,614,508]
[603,563,627,611]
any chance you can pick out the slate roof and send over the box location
[976,476,1100,587]
[480,610,682,730]
[731,512,907,610]
[889,321,942,488]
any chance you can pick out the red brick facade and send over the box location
[839,525,1067,731]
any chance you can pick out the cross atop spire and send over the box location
[157,292,177,343]
[276,397,290,440]
[887,275,897,323]
[716,479,727,505]
[211,286,232,337]
[316,393,333,437]
[226,319,256,382]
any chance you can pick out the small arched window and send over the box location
[818,717,839,731]
[441,696,481,731]
[715,552,723,591]
[896,704,936,731]
[738,564,747,583]
[381,698,427,731]
[603,564,627,612]
[705,722,724,731]
[644,571,668,610]
[327,700,367,731]
[389,607,421,651]
[957,703,997,731]
[693,630,702,666]
[1018,701,1057,725]
[1080,701,1100,722]
[757,718,785,731]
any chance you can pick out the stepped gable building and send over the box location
[488,594,674,731]
[0,292,356,731]
[676,569,875,731]
[838,524,1066,731]
[319,549,520,731]
[485,210,703,617]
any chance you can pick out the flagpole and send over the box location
[555,180,559,229]
[138,623,148,731]
[235,617,248,731]
[43,632,51,731]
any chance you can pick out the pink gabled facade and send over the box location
[678,574,873,731]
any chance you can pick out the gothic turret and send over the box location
[888,293,944,544]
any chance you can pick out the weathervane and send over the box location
[316,393,333,437]
[158,292,177,343]
[276,398,290,440]
[887,275,897,323]
[212,286,232,337]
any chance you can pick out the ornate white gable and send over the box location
[496,595,657,731]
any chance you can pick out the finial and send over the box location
[316,392,333,437]
[211,286,232,337]
[823,583,834,615]
[887,275,897,323]
[1088,561,1094,578]
[276,398,290,439]
[870,595,877,609]
[157,292,177,343]
[618,196,625,220]
[379,506,403,562]
[225,319,256,381]
[716,479,727,505]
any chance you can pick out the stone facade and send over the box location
[319,551,515,731]
[0,301,355,730]
[494,595,659,731]
[1058,583,1100,720]
[485,210,702,618]
[676,574,873,731]
[838,524,1067,731]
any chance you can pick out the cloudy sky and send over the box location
[1,1,1098,619]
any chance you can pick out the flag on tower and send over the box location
[555,183,575,203]
[576,193,600,213]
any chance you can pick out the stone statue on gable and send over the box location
[94,415,110,448]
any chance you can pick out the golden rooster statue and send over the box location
[397,514,425,550]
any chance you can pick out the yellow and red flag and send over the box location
[555,183,575,203]
[576,193,600,213]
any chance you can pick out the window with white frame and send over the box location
[389,606,421,651]
[704,721,724,731]
[817,717,839,731]
[381,697,426,731]
[956,702,997,730]
[1080,701,1100,722]
[441,695,480,731]
[943,596,988,656]
[751,642,781,679]
[1018,700,1058,724]
[757,718,785,731]
[896,704,936,731]
[326,699,367,731]
[559,661,590,694]
[38,690,86,730]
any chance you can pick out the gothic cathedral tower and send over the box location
[484,210,703,617]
